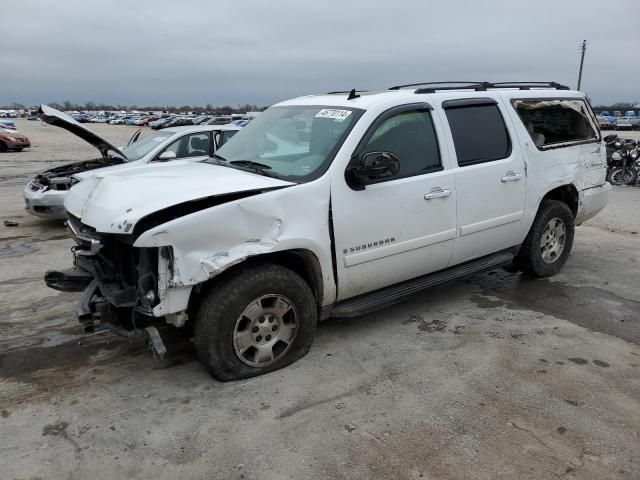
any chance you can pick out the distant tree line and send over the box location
[592,101,639,113]
[0,101,268,114]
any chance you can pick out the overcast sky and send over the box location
[3,0,639,107]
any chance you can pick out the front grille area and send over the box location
[69,214,158,309]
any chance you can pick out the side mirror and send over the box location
[157,151,177,161]
[348,151,400,188]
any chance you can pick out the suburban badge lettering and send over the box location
[343,238,396,255]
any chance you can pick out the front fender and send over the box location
[134,177,337,306]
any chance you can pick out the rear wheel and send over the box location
[194,262,317,381]
[516,200,575,278]
[608,167,637,186]
[0,142,6,152]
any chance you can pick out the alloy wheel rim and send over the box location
[233,294,298,367]
[540,217,566,264]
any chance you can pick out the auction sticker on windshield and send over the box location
[315,109,352,121]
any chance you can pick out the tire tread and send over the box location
[194,262,317,381]
[516,199,575,278]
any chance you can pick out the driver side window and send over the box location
[362,110,441,179]
[163,133,210,159]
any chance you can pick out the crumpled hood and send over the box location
[64,161,295,233]
[38,104,126,160]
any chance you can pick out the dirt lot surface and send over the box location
[1,120,639,480]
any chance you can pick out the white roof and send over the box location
[276,87,586,111]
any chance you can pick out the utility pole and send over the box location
[577,40,587,90]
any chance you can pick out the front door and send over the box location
[331,104,457,300]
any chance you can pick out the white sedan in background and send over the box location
[24,105,241,219]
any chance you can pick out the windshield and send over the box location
[120,131,173,161]
[211,105,364,181]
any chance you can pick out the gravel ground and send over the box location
[0,119,639,480]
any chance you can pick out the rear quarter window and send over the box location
[512,98,598,149]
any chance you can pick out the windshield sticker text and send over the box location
[315,109,352,121]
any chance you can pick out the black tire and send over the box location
[0,142,6,152]
[194,262,317,381]
[516,200,575,278]
[608,167,637,186]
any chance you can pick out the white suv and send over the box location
[45,81,610,381]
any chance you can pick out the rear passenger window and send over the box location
[361,110,441,179]
[444,104,511,166]
[512,99,598,148]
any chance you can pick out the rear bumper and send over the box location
[576,182,611,225]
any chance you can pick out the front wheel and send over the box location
[194,263,318,381]
[608,167,637,186]
[516,200,575,278]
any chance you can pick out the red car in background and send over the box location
[0,127,30,152]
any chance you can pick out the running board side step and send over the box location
[328,250,516,318]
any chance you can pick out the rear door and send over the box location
[509,97,604,190]
[439,97,526,265]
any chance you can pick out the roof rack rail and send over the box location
[389,81,485,90]
[389,81,570,94]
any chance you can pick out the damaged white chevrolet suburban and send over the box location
[45,81,610,381]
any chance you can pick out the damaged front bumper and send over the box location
[44,214,189,335]
[46,271,170,358]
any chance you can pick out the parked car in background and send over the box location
[598,116,612,130]
[615,116,637,131]
[161,117,194,129]
[192,115,212,125]
[134,116,155,126]
[597,111,618,129]
[207,116,233,125]
[0,120,17,129]
[0,127,31,152]
[150,117,174,129]
[73,114,91,123]
[24,105,241,218]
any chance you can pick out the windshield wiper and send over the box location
[210,153,227,164]
[229,160,280,178]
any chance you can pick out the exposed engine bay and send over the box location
[31,157,125,191]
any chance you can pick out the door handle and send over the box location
[424,188,451,200]
[501,171,522,182]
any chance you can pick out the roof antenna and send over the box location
[347,89,360,100]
